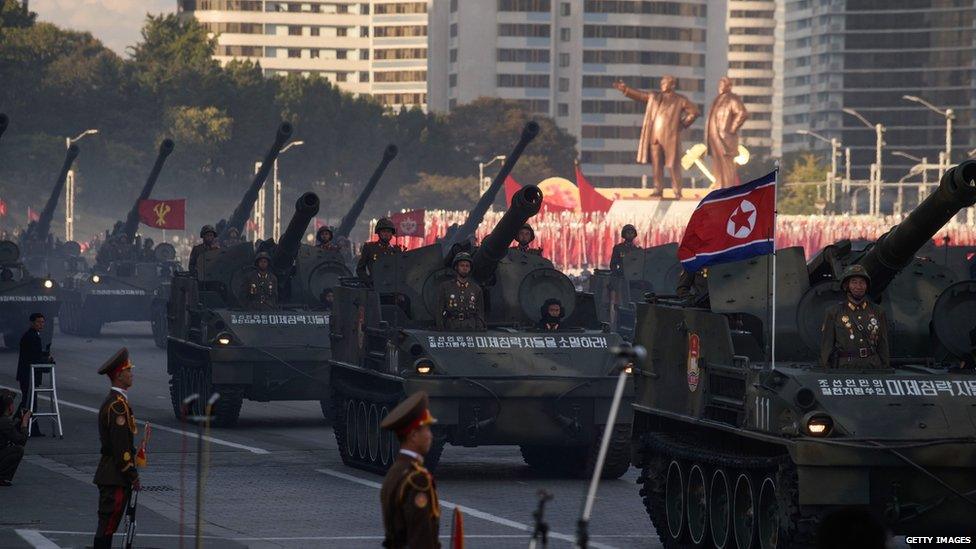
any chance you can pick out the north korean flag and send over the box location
[678,171,777,273]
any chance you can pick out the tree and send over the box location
[398,173,480,211]
[780,153,826,215]
[0,0,35,31]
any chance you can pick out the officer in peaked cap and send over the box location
[188,224,220,276]
[242,251,278,310]
[819,264,889,369]
[93,348,140,549]
[357,217,402,285]
[379,392,441,549]
[435,252,485,332]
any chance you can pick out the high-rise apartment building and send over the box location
[177,0,429,109]
[781,0,976,180]
[428,0,728,187]
[726,0,777,160]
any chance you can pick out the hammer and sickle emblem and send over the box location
[153,202,171,226]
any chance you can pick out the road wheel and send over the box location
[686,464,710,547]
[210,385,244,428]
[151,301,168,349]
[330,390,353,467]
[583,424,632,479]
[665,460,686,543]
[168,363,190,421]
[733,473,756,549]
[709,468,732,549]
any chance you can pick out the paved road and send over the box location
[0,321,662,548]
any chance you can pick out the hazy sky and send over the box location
[31,0,176,56]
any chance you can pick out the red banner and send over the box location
[390,209,426,237]
[138,199,186,230]
[27,206,39,222]
[0,198,7,217]
[575,163,614,213]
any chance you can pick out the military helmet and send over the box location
[375,218,396,235]
[840,264,871,288]
[316,225,334,240]
[200,225,217,237]
[519,223,535,241]
[621,224,637,238]
[254,251,272,266]
[452,252,473,269]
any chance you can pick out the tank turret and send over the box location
[335,145,398,239]
[119,139,175,243]
[272,192,320,274]
[471,185,542,283]
[23,144,80,244]
[442,121,540,250]
[221,122,293,239]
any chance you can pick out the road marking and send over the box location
[317,468,618,549]
[14,530,61,549]
[27,530,538,540]
[1,385,270,455]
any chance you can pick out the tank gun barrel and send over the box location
[272,192,320,274]
[859,160,976,297]
[27,144,79,242]
[335,144,398,239]
[222,122,293,239]
[120,139,174,242]
[472,185,543,282]
[444,121,540,250]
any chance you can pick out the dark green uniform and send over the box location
[609,241,641,272]
[510,243,542,256]
[93,390,138,543]
[187,242,219,276]
[357,241,401,283]
[676,268,708,301]
[435,277,485,331]
[380,453,441,549]
[819,299,890,369]
[242,271,278,310]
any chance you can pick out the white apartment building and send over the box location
[428,0,728,187]
[177,0,429,109]
[727,0,776,159]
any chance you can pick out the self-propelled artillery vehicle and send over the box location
[58,139,177,336]
[329,123,633,477]
[0,241,60,348]
[630,162,976,548]
[164,142,399,426]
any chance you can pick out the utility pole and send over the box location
[65,129,98,241]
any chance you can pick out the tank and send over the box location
[163,143,400,425]
[629,160,976,547]
[328,123,633,478]
[19,144,85,282]
[0,242,60,349]
[58,139,178,337]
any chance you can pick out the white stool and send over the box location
[28,363,63,439]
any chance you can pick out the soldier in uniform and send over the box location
[188,225,220,276]
[610,224,641,273]
[222,226,243,248]
[510,223,542,255]
[820,265,890,369]
[357,218,402,284]
[435,253,485,331]
[242,252,278,310]
[676,268,709,306]
[379,391,441,549]
[316,226,340,252]
[93,348,140,549]
[536,298,564,331]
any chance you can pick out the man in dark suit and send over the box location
[17,313,51,436]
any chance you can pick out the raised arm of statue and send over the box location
[613,81,650,103]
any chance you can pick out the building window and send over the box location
[374,70,427,83]
[288,48,301,58]
[375,48,428,60]
[374,2,427,14]
[497,48,550,62]
[450,0,457,11]
[336,49,347,59]
[360,48,369,59]
[559,52,570,67]
[558,103,569,116]
[498,0,551,11]
[449,49,458,62]
[560,28,571,41]
[360,71,370,82]
[558,77,569,92]
[360,26,370,37]
[561,2,571,15]
[310,26,320,36]
[498,23,550,37]
[337,27,348,37]
[336,72,347,82]
[515,99,549,114]
[288,25,302,36]
[450,23,457,37]
[449,74,457,87]
[310,49,320,58]
[583,50,705,67]
[497,73,550,88]
[583,1,706,17]
[583,25,706,42]
[375,25,428,38]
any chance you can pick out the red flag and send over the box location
[575,163,613,213]
[0,198,7,217]
[390,209,425,237]
[678,171,776,272]
[138,199,186,230]
[245,219,258,232]
[504,176,521,207]
[450,507,464,549]
[27,206,39,222]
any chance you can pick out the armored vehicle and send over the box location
[630,161,976,548]
[19,144,85,283]
[0,242,60,348]
[58,139,177,336]
[164,142,398,426]
[328,123,633,477]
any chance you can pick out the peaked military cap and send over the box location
[98,347,132,377]
[381,391,437,436]
[840,264,871,288]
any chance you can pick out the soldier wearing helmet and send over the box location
[242,251,278,310]
[435,252,485,331]
[819,264,889,369]
[316,226,340,252]
[188,225,220,276]
[610,224,642,273]
[356,217,403,285]
[510,223,542,256]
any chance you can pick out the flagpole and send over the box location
[771,166,780,371]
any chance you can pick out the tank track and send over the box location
[520,423,632,479]
[331,381,445,475]
[635,432,820,549]
[168,360,244,427]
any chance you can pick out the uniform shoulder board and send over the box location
[110,399,129,415]
[405,468,431,491]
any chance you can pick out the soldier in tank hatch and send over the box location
[510,223,542,255]
[357,217,402,285]
[435,252,485,332]
[819,265,890,370]
[316,226,340,252]
[242,252,278,310]
[188,225,219,276]
[536,298,565,331]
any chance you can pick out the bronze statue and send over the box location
[612,75,700,199]
[706,76,749,188]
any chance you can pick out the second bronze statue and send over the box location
[706,76,749,189]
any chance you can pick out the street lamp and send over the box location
[64,129,99,242]
[843,108,885,215]
[796,129,840,204]
[902,94,953,169]
[478,155,507,195]
[272,140,305,241]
